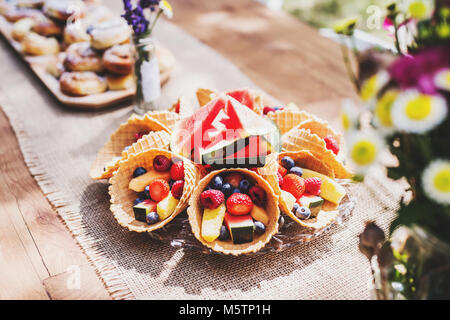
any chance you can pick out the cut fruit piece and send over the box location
[280,190,296,212]
[301,169,346,204]
[156,194,180,220]
[250,205,270,225]
[224,212,254,244]
[128,170,171,192]
[133,200,157,222]
[298,194,324,217]
[226,89,254,110]
[201,203,227,242]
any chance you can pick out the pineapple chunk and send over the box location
[302,169,346,204]
[280,190,296,211]
[156,194,179,220]
[250,205,270,225]
[129,170,171,192]
[201,203,226,242]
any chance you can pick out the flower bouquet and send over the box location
[335,0,450,299]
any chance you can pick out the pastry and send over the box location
[59,71,107,96]
[43,0,86,21]
[64,41,103,72]
[22,32,59,55]
[89,17,132,50]
[63,21,90,44]
[11,17,35,41]
[106,73,134,91]
[3,6,41,22]
[102,44,133,75]
[31,14,63,36]
[46,52,66,77]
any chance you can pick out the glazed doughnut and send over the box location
[63,21,90,44]
[59,71,107,96]
[31,14,63,36]
[106,73,135,91]
[12,17,35,41]
[102,44,133,75]
[64,41,103,72]
[22,32,60,55]
[89,17,132,50]
[43,0,86,21]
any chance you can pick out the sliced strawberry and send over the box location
[148,178,170,202]
[226,193,253,216]
[281,174,305,199]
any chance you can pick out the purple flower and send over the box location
[122,0,161,35]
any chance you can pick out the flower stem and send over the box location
[340,38,360,92]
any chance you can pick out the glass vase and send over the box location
[132,35,161,114]
[374,226,450,300]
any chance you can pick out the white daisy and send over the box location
[434,69,450,91]
[340,99,359,133]
[373,89,398,134]
[360,70,390,106]
[347,131,384,173]
[391,89,447,133]
[159,0,173,19]
[422,160,450,205]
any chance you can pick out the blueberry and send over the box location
[281,156,295,170]
[239,179,251,193]
[295,206,311,220]
[138,191,148,199]
[254,221,266,234]
[292,203,299,213]
[144,185,150,198]
[209,175,223,190]
[133,197,145,206]
[146,212,159,225]
[221,183,233,198]
[289,166,303,177]
[133,166,147,178]
[232,188,241,194]
[168,180,174,189]
[218,225,230,241]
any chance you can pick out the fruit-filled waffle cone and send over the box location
[281,128,352,179]
[144,111,180,131]
[261,151,341,232]
[89,114,170,180]
[109,148,200,233]
[187,168,280,256]
[266,109,316,135]
[294,118,344,151]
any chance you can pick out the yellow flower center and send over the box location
[405,95,432,120]
[375,91,397,127]
[433,168,450,192]
[341,113,351,131]
[162,0,172,11]
[408,1,428,19]
[351,140,377,166]
[360,76,377,102]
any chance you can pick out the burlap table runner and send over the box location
[0,15,405,299]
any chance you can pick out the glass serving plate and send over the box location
[148,181,356,254]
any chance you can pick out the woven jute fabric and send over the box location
[0,17,406,299]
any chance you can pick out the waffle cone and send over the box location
[267,109,316,135]
[260,151,340,232]
[196,88,216,107]
[295,118,343,149]
[187,168,280,256]
[109,148,200,233]
[281,128,352,178]
[145,111,180,131]
[89,114,170,180]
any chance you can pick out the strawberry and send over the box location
[278,166,287,177]
[281,174,305,199]
[248,185,267,206]
[304,177,322,196]
[226,193,253,215]
[171,180,184,200]
[148,178,170,202]
[200,189,225,209]
[224,172,242,188]
[170,161,185,180]
[324,135,339,155]
[153,155,172,172]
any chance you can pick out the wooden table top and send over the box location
[0,0,355,299]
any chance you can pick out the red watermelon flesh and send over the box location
[224,136,270,159]
[226,89,254,110]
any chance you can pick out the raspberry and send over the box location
[278,166,287,177]
[248,185,267,206]
[171,180,184,199]
[170,161,185,180]
[200,189,225,209]
[304,177,322,196]
[281,174,305,199]
[134,132,147,142]
[224,172,242,188]
[153,155,172,172]
[324,135,339,155]
[148,179,170,202]
[263,106,275,115]
[226,193,253,216]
